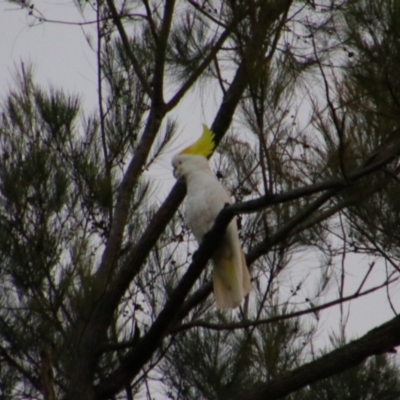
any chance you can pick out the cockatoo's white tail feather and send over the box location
[212,239,252,309]
[213,258,242,309]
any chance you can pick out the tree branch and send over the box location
[168,149,400,325]
[169,281,214,326]
[80,3,305,397]
[93,131,398,396]
[229,136,400,216]
[166,18,235,111]
[105,0,153,97]
[0,345,42,393]
[94,205,235,399]
[40,347,57,400]
[152,0,175,104]
[98,39,270,321]
[234,313,400,400]
[171,278,397,333]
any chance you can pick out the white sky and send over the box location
[1,0,400,351]
[1,1,98,108]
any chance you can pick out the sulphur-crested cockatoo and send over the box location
[172,125,252,309]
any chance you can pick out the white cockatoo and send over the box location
[172,125,252,309]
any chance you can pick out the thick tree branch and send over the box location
[68,63,168,400]
[64,107,167,400]
[105,182,186,306]
[88,2,177,285]
[40,347,57,400]
[170,153,400,324]
[234,313,400,400]
[94,106,166,282]
[94,145,395,396]
[73,26,265,399]
[94,206,235,399]
[90,8,297,365]
[72,3,307,398]
[229,137,400,216]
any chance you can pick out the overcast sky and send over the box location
[1,0,399,345]
[1,1,100,106]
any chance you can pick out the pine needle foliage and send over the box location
[2,1,400,400]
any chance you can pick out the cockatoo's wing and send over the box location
[184,171,252,309]
[212,219,252,309]
[185,174,231,241]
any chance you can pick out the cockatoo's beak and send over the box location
[173,166,186,182]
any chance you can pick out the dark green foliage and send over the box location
[345,0,400,120]
[0,63,151,398]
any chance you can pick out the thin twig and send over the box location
[171,278,397,333]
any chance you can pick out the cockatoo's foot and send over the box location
[192,250,199,260]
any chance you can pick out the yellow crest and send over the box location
[181,124,215,158]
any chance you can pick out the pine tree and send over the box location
[2,1,400,399]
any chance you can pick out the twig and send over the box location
[171,278,397,332]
